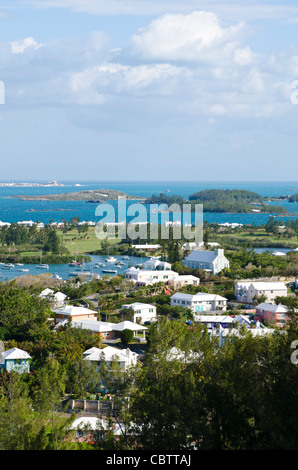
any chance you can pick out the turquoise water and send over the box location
[0,180,297,282]
[0,180,297,226]
[0,254,146,282]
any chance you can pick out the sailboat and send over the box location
[36,251,49,269]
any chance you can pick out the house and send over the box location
[71,319,147,341]
[182,249,229,274]
[235,281,288,304]
[40,288,68,308]
[0,347,31,373]
[53,305,98,324]
[121,302,157,324]
[168,274,200,290]
[132,244,161,251]
[83,346,138,370]
[125,266,178,287]
[162,347,202,363]
[70,417,125,442]
[255,302,293,328]
[142,258,171,270]
[171,292,227,313]
[211,324,274,347]
[194,314,234,328]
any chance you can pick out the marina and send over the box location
[0,254,147,282]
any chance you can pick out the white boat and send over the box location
[37,264,49,269]
[2,263,14,269]
[15,263,24,266]
[122,256,130,260]
[105,256,117,263]
[19,268,29,272]
[101,267,117,274]
[37,251,49,269]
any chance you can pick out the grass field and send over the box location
[213,228,298,249]
[58,228,119,255]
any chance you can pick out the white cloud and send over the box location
[11,37,42,54]
[130,11,246,62]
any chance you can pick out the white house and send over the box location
[121,302,157,324]
[71,319,147,340]
[182,249,229,274]
[40,288,68,308]
[125,266,178,287]
[83,346,138,370]
[171,292,227,313]
[142,258,171,271]
[132,244,161,251]
[168,274,200,290]
[235,281,288,304]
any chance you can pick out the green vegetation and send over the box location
[289,193,298,202]
[146,189,291,214]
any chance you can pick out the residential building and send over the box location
[0,347,31,373]
[83,346,138,370]
[125,266,178,287]
[70,319,147,341]
[53,305,98,324]
[168,274,200,290]
[255,302,293,328]
[171,292,227,313]
[142,258,171,270]
[70,417,125,442]
[121,302,157,324]
[40,288,68,308]
[235,281,288,304]
[182,249,229,274]
[132,244,161,251]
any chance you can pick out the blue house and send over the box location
[0,347,31,373]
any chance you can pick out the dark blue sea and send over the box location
[0,180,297,226]
[0,180,297,282]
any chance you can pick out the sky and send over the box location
[0,0,298,182]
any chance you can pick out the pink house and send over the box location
[255,303,292,328]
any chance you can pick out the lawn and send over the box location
[58,228,119,255]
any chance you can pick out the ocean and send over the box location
[0,180,297,226]
[0,180,297,282]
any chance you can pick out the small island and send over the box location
[145,189,292,214]
[12,189,145,203]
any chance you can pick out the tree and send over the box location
[32,356,67,450]
[121,329,134,345]
[65,355,100,397]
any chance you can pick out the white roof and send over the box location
[1,347,31,362]
[70,417,125,435]
[53,292,68,301]
[163,347,202,362]
[72,320,114,333]
[171,292,227,302]
[40,288,54,296]
[256,303,289,313]
[53,305,97,316]
[250,281,287,290]
[111,321,147,331]
[122,302,156,310]
[194,315,233,323]
[84,346,137,363]
[132,244,161,249]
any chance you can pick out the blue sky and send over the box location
[0,1,298,181]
